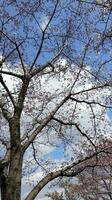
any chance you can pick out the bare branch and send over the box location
[22,94,70,153]
[0,75,16,107]
[30,44,66,77]
[69,96,112,109]
[29,0,59,72]
[71,83,112,96]
[0,70,24,80]
[1,41,24,66]
[76,0,112,9]
[0,31,25,73]
[52,117,96,149]
[0,96,13,122]
[25,149,111,200]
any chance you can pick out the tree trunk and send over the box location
[5,118,23,200]
[5,151,22,200]
[1,172,7,200]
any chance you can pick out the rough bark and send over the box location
[1,76,30,200]
[0,75,30,200]
[5,152,22,200]
[4,118,23,200]
[0,170,7,200]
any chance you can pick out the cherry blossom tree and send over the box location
[0,0,112,200]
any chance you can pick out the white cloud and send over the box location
[40,16,49,31]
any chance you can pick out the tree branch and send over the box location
[30,44,67,77]
[0,95,13,122]
[71,83,111,96]
[22,94,70,153]
[0,74,16,107]
[14,75,31,118]
[52,117,96,149]
[69,96,112,109]
[0,70,24,80]
[29,0,59,72]
[76,0,112,9]
[25,149,110,200]
[0,31,25,73]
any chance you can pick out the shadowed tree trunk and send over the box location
[4,119,23,200]
[0,171,7,200]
